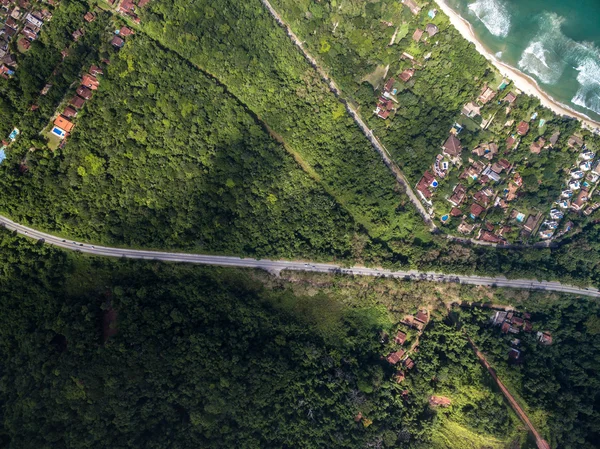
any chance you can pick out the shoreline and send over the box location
[433,0,600,131]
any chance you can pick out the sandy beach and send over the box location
[433,0,600,131]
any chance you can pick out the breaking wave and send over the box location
[572,59,600,115]
[468,0,511,37]
[517,12,600,115]
[517,13,566,84]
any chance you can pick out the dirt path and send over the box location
[465,335,551,449]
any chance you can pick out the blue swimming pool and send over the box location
[441,214,449,223]
[51,127,66,138]
[432,180,438,188]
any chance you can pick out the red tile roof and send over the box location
[517,121,529,136]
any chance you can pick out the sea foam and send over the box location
[468,0,511,37]
[517,12,600,115]
[517,13,566,85]
[572,59,600,115]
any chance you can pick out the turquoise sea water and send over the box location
[446,0,600,122]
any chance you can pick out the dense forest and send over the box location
[0,230,523,448]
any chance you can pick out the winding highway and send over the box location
[1,214,599,299]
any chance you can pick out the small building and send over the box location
[504,91,517,104]
[457,221,475,234]
[403,358,415,370]
[412,28,424,42]
[76,85,93,100]
[111,35,125,48]
[54,115,74,133]
[394,371,405,383]
[429,396,451,407]
[425,23,439,37]
[89,64,103,76]
[402,0,421,15]
[479,230,502,244]
[549,131,560,147]
[478,86,496,104]
[506,135,517,150]
[448,183,467,207]
[83,11,96,22]
[81,73,100,90]
[25,12,43,28]
[517,121,529,136]
[386,349,405,365]
[571,188,589,211]
[470,203,485,218]
[72,28,84,41]
[442,134,462,158]
[399,68,415,82]
[567,135,584,149]
[416,170,436,202]
[70,95,86,109]
[508,348,521,360]
[462,102,481,118]
[523,214,539,233]
[415,310,428,324]
[501,321,510,333]
[450,207,462,217]
[394,331,407,345]
[537,331,553,345]
[62,106,78,118]
[119,26,135,36]
[530,137,546,154]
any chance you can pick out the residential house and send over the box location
[478,85,496,104]
[442,134,462,159]
[5,17,17,30]
[567,135,584,149]
[450,207,462,217]
[89,64,103,76]
[119,0,136,13]
[399,68,414,82]
[457,221,475,234]
[24,12,43,28]
[479,230,503,244]
[375,97,394,119]
[425,23,438,37]
[81,73,100,90]
[111,35,125,48]
[485,143,499,160]
[76,85,92,100]
[138,0,150,6]
[416,170,436,202]
[508,348,520,360]
[523,214,539,233]
[18,37,30,50]
[394,371,405,383]
[70,96,85,109]
[412,28,423,42]
[537,331,553,345]
[83,11,95,22]
[394,331,407,345]
[571,188,589,211]
[470,203,485,218]
[448,183,467,206]
[415,310,428,324]
[62,106,77,118]
[22,26,38,40]
[530,137,546,154]
[549,131,560,147]
[482,165,501,182]
[402,0,421,15]
[386,349,405,365]
[119,26,135,36]
[462,102,481,118]
[506,135,517,150]
[383,77,395,93]
[517,121,529,136]
[473,190,492,207]
[403,358,415,370]
[72,28,84,41]
[504,91,517,104]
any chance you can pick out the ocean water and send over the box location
[446,0,600,122]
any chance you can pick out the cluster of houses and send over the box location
[50,65,102,142]
[374,4,439,120]
[0,0,53,77]
[491,310,552,361]
[383,309,429,384]
[411,72,600,243]
[116,0,150,24]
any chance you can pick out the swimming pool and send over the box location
[441,214,449,223]
[51,127,66,138]
[431,180,439,188]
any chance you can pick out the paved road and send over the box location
[1,215,599,298]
